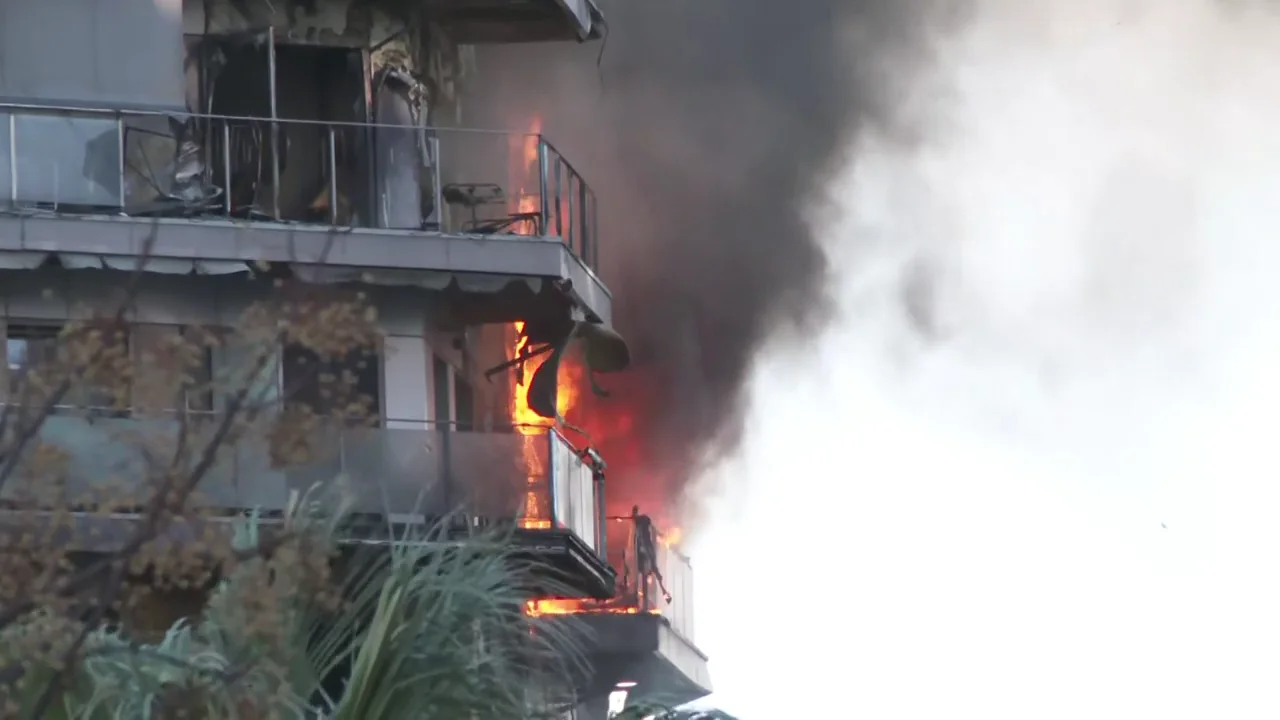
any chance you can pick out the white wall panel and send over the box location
[382,335,429,429]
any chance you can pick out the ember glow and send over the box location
[567,370,678,526]
[523,598,649,618]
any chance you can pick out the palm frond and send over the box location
[318,517,591,719]
[4,482,596,720]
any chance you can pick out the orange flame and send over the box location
[508,117,542,234]
[523,519,685,619]
[506,115,664,620]
[511,319,578,530]
[524,598,656,617]
[509,116,579,530]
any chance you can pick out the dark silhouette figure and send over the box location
[611,505,671,606]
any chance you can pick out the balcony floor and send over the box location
[0,212,612,325]
[537,612,712,709]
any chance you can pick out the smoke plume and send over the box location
[468,0,940,523]
[696,0,1280,715]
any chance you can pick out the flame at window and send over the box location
[508,116,542,235]
[509,320,578,530]
[508,116,580,529]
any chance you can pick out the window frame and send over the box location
[5,322,61,399]
[5,320,132,414]
[281,339,384,426]
[178,324,218,416]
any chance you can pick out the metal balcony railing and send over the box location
[0,103,600,271]
[604,516,696,643]
[1,413,604,555]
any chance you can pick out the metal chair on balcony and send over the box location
[442,182,543,235]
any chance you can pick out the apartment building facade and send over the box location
[0,0,707,716]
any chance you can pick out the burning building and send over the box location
[0,0,708,716]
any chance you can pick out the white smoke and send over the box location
[694,1,1280,718]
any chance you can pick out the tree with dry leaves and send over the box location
[0,248,587,718]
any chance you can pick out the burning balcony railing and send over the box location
[0,412,605,554]
[0,103,600,270]
[525,515,696,644]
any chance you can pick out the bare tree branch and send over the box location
[0,225,160,494]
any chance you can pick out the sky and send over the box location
[691,1,1280,717]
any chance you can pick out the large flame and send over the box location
[511,319,578,530]
[509,116,670,526]
[506,116,681,619]
[510,116,578,530]
[509,117,542,234]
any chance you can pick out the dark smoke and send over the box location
[468,1,938,522]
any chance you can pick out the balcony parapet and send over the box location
[527,516,696,646]
[1,411,604,558]
[0,103,600,273]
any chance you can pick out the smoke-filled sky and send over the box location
[468,0,939,524]
[694,0,1280,717]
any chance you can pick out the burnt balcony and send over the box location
[0,103,610,325]
[527,518,712,710]
[0,413,614,599]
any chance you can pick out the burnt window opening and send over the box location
[196,38,366,223]
[283,343,382,425]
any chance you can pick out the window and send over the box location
[209,333,281,412]
[129,323,215,415]
[7,322,129,410]
[7,324,60,399]
[181,326,215,413]
[282,342,381,423]
[76,320,130,410]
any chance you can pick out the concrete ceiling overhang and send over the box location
[425,0,605,44]
[0,212,615,326]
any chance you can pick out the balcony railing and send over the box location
[0,103,600,270]
[655,539,694,641]
[605,518,695,643]
[526,516,695,641]
[1,413,604,555]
